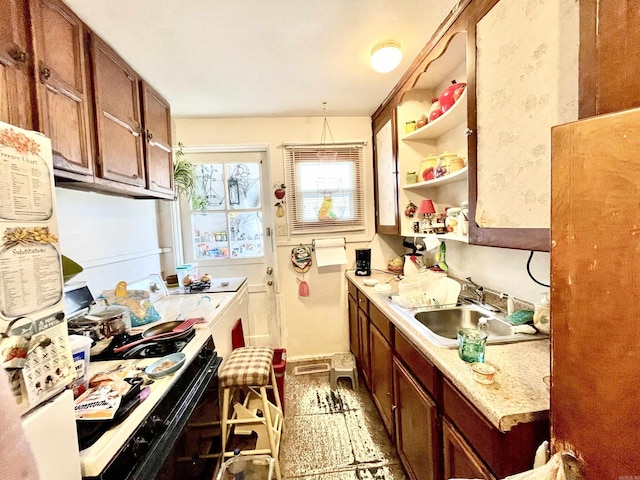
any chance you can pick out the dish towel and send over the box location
[313,238,347,267]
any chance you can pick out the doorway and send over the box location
[175,145,279,346]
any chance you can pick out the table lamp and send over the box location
[418,199,436,233]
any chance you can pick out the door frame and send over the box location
[170,143,281,345]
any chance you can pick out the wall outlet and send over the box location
[276,224,287,236]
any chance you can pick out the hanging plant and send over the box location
[173,142,196,196]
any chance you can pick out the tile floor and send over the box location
[279,359,408,480]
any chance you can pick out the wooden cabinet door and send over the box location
[0,0,32,130]
[90,34,145,187]
[357,307,370,388]
[393,357,440,480]
[443,418,495,480]
[551,109,640,478]
[372,103,399,234]
[369,323,393,436]
[141,81,173,197]
[347,293,360,361]
[29,0,93,175]
[580,1,640,117]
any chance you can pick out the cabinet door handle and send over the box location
[107,168,139,179]
[40,65,51,81]
[103,112,141,137]
[147,131,153,141]
[464,128,474,136]
[9,46,27,63]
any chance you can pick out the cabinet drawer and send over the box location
[357,290,369,314]
[347,280,358,300]
[369,303,391,343]
[394,330,439,399]
[442,378,549,479]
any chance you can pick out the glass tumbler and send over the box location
[457,328,488,363]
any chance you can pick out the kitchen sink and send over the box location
[394,303,547,348]
[414,307,514,339]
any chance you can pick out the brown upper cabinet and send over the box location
[2,0,174,199]
[373,103,400,235]
[90,34,146,189]
[0,0,33,130]
[372,0,579,252]
[142,82,174,197]
[29,0,94,177]
[579,0,640,118]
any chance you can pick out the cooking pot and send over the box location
[68,305,131,356]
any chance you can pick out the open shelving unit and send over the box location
[396,32,469,240]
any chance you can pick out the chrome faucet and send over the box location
[463,277,485,304]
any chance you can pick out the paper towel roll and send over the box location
[313,238,347,267]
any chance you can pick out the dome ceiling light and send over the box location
[370,40,402,73]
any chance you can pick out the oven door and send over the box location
[86,337,221,480]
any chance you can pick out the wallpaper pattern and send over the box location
[475,0,579,228]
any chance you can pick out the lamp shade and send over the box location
[371,40,402,73]
[417,199,436,214]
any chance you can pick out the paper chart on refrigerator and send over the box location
[0,121,74,413]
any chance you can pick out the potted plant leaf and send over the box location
[173,142,196,197]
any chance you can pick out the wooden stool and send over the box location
[219,346,283,480]
[330,352,358,390]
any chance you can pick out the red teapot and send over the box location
[439,80,466,114]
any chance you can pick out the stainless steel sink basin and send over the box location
[401,304,547,348]
[414,308,513,339]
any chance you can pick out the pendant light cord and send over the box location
[527,251,550,287]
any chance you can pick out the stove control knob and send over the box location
[149,415,166,435]
[132,436,150,459]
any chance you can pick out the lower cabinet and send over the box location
[443,418,496,480]
[393,357,440,480]
[369,323,393,436]
[347,292,360,361]
[358,306,370,387]
[347,281,548,480]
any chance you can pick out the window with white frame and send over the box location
[284,144,365,235]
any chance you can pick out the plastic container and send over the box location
[533,292,551,334]
[217,453,274,480]
[68,334,92,398]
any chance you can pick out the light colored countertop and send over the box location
[347,270,550,432]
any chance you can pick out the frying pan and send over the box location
[113,320,196,354]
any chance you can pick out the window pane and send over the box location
[192,212,229,259]
[193,164,225,211]
[226,163,261,209]
[229,212,263,258]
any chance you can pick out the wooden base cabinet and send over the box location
[443,418,495,480]
[369,323,393,436]
[393,358,440,480]
[347,288,360,361]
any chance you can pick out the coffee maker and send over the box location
[355,248,371,276]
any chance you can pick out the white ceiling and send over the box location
[63,0,458,118]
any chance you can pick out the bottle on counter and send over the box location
[533,292,551,335]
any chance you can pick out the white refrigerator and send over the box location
[0,121,81,479]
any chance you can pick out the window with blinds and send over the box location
[284,143,365,235]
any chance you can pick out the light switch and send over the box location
[276,224,287,236]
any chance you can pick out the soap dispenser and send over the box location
[533,292,550,335]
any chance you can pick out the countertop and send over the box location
[346,270,550,432]
[78,287,243,477]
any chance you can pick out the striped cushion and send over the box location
[219,346,274,388]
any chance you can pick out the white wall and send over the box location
[173,117,404,359]
[55,188,164,297]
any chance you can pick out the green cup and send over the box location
[457,328,488,363]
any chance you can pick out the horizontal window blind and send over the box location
[284,144,365,235]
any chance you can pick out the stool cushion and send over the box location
[219,346,274,388]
